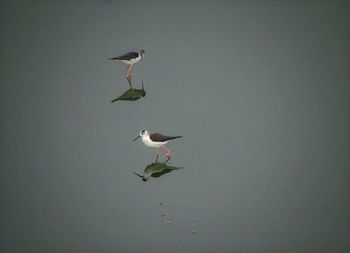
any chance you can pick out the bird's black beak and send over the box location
[132,135,140,142]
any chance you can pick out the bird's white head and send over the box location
[132,129,149,142]
[140,129,149,137]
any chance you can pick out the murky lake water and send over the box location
[1,1,349,252]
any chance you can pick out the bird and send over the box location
[132,130,182,163]
[109,50,145,87]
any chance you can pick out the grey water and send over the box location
[1,1,349,252]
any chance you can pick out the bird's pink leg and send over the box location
[126,65,133,78]
[126,65,132,78]
[126,65,132,88]
[161,146,172,162]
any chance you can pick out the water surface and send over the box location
[1,1,349,252]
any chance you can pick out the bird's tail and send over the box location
[170,136,182,140]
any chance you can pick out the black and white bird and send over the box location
[109,50,145,86]
[132,130,182,162]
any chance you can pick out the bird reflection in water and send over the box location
[133,162,183,182]
[111,80,146,102]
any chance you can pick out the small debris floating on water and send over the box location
[159,202,167,206]
[192,229,196,234]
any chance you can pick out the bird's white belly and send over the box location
[142,136,166,148]
[120,59,133,65]
[121,57,141,65]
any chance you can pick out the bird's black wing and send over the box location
[150,133,182,142]
[110,52,139,60]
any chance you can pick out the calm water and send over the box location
[1,1,349,252]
